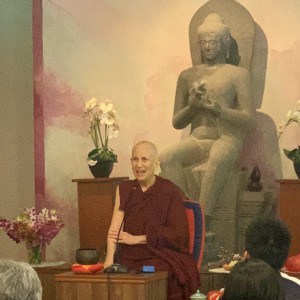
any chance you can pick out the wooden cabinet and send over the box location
[277,180,300,256]
[55,271,167,300]
[200,270,228,295]
[72,177,128,253]
[34,264,71,300]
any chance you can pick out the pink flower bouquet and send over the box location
[0,207,64,247]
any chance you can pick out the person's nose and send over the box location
[136,159,143,168]
[204,42,211,49]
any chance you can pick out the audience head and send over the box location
[222,258,285,300]
[245,215,291,270]
[0,260,42,300]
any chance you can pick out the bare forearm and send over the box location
[104,235,116,267]
[104,185,123,268]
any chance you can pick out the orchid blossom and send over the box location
[84,97,119,164]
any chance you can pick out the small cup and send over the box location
[75,248,100,265]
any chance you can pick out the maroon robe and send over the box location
[118,176,200,300]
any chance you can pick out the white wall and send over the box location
[0,0,35,260]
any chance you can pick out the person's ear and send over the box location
[244,251,250,259]
[154,160,161,175]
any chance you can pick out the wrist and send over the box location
[139,235,147,244]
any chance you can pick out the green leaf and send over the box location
[284,147,300,164]
[87,148,117,162]
[88,148,100,160]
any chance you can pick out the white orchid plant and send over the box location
[84,97,119,165]
[278,100,300,164]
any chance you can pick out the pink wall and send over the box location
[34,0,300,261]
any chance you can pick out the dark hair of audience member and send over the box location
[245,215,291,270]
[221,258,285,300]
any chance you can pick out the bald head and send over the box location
[132,141,158,160]
[131,141,159,186]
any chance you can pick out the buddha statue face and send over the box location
[197,14,230,64]
[198,32,223,62]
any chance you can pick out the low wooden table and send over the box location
[200,269,229,294]
[55,271,168,300]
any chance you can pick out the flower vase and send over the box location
[26,243,42,265]
[89,160,114,178]
[294,163,300,179]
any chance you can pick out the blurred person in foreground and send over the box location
[222,258,285,300]
[245,215,300,300]
[104,141,200,300]
[0,259,42,300]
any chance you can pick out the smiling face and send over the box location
[131,142,158,188]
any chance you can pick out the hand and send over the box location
[188,82,207,110]
[194,82,206,97]
[204,102,222,117]
[108,229,139,245]
[188,82,210,109]
[104,260,113,269]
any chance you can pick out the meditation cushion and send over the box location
[71,262,104,274]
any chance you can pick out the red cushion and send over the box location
[71,263,104,274]
[183,199,205,271]
[185,208,195,253]
[285,254,300,272]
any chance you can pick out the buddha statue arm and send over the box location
[172,71,205,129]
[220,69,256,130]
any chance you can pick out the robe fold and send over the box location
[118,176,200,300]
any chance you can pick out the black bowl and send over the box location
[75,248,100,265]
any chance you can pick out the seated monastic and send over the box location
[104,141,200,300]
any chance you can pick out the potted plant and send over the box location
[278,100,300,178]
[84,97,119,177]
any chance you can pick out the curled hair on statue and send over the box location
[197,14,231,48]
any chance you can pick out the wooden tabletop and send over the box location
[55,271,168,284]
